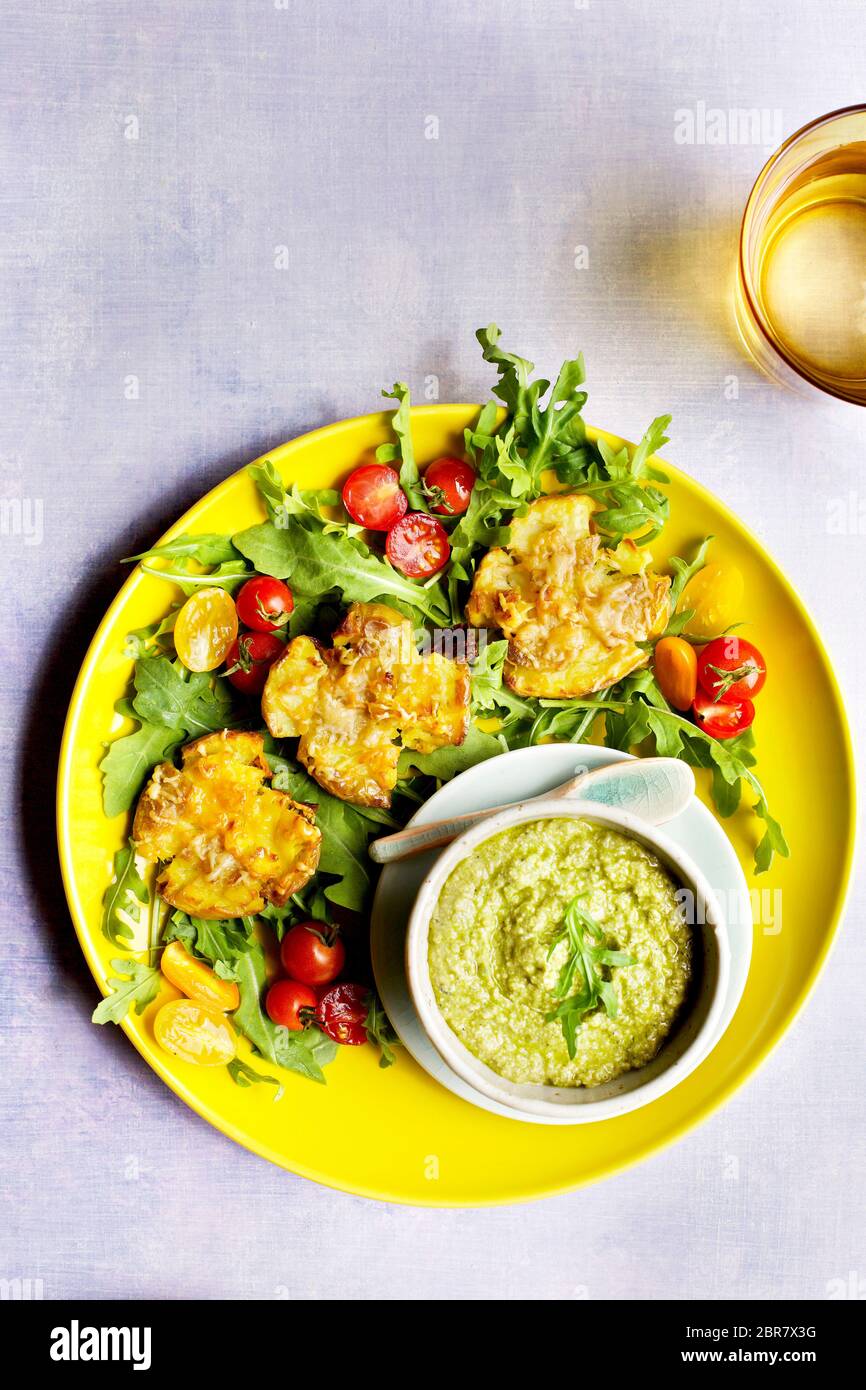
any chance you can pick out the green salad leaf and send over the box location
[100,720,185,818]
[269,755,375,912]
[101,842,150,946]
[92,957,162,1025]
[130,657,234,736]
[233,517,449,623]
[226,1058,284,1101]
[365,995,399,1068]
[397,722,505,782]
[377,382,425,509]
[162,911,254,980]
[124,533,242,567]
[100,657,235,816]
[233,947,337,1084]
[469,639,534,722]
[664,535,714,634]
[577,669,788,873]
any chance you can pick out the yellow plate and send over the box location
[57,406,857,1205]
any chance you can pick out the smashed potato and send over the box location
[262,602,470,808]
[466,494,670,698]
[133,730,321,919]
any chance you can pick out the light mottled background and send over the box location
[2,0,864,1301]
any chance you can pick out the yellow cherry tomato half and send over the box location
[160,939,239,1012]
[153,999,237,1066]
[173,587,238,672]
[681,564,744,640]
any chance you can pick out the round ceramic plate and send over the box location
[57,406,856,1205]
[371,743,750,1125]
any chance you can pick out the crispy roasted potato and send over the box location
[262,602,470,807]
[466,494,670,698]
[133,730,321,919]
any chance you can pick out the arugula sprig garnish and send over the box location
[545,895,634,1059]
[376,382,426,510]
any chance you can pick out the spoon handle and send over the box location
[367,756,695,865]
[368,806,504,863]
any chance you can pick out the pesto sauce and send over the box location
[428,818,692,1087]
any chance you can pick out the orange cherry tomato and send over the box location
[652,635,698,711]
[174,587,239,672]
[160,939,240,1012]
[153,999,237,1066]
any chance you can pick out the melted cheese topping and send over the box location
[262,602,470,807]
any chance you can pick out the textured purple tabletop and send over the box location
[2,0,864,1300]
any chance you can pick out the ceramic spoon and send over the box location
[368,756,695,864]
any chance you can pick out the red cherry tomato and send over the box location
[280,922,346,988]
[423,456,476,515]
[342,464,408,530]
[265,979,318,1030]
[224,631,284,695]
[235,575,294,633]
[696,636,766,703]
[385,512,450,578]
[316,983,370,1046]
[692,689,755,740]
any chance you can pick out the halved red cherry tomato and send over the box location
[385,512,450,577]
[423,456,476,515]
[235,575,294,633]
[692,688,755,740]
[316,982,370,1046]
[342,464,408,530]
[697,636,766,703]
[280,922,346,987]
[224,631,284,695]
[266,979,318,1030]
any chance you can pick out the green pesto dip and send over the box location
[427,817,692,1088]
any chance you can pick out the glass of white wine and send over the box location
[736,105,866,405]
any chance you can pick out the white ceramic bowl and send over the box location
[405,798,731,1123]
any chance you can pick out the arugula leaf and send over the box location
[469,639,535,721]
[233,517,449,622]
[124,533,241,567]
[130,657,234,736]
[233,947,337,1083]
[163,911,254,980]
[124,611,178,660]
[545,896,634,1058]
[365,994,399,1068]
[92,957,162,1025]
[269,758,374,912]
[138,558,250,593]
[596,672,789,873]
[397,722,505,781]
[101,842,150,947]
[376,382,425,509]
[101,658,234,817]
[226,1058,284,1101]
[476,324,589,495]
[248,459,286,520]
[100,719,185,817]
[664,535,714,633]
